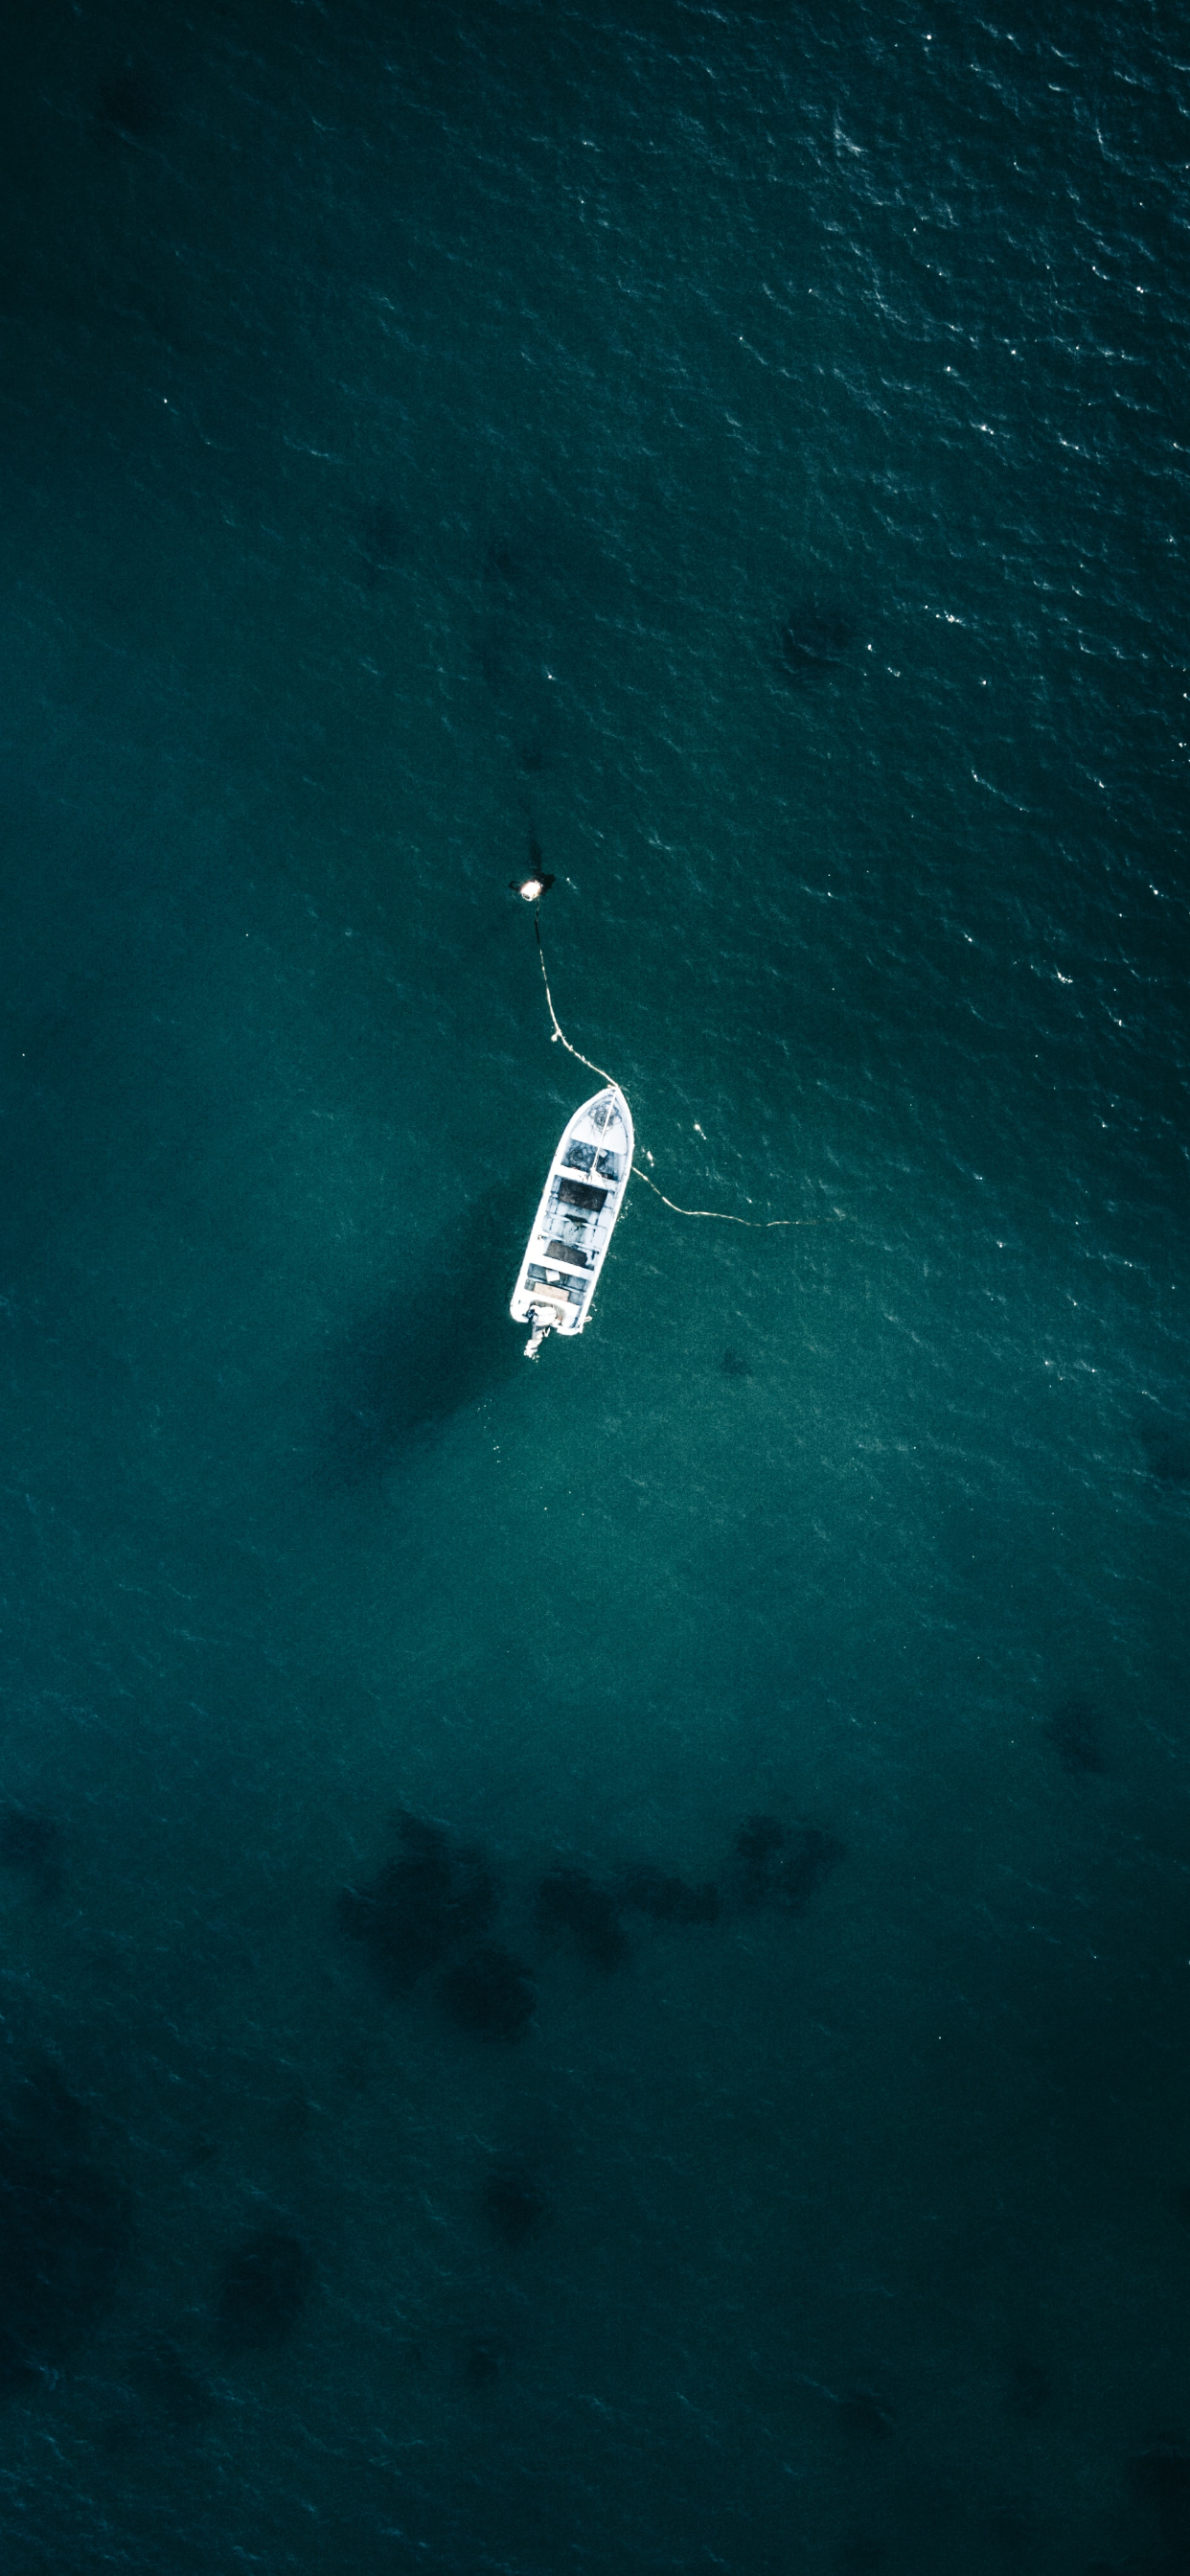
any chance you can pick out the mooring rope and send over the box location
[535,915,617,1087]
[533,912,827,1230]
[629,1165,819,1227]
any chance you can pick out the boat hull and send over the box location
[510,1085,634,1340]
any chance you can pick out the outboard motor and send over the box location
[523,1308,551,1361]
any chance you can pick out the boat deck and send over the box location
[510,1085,634,1338]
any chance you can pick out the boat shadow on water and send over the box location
[321,1176,537,1487]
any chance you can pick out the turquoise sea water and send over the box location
[1,2,1187,2567]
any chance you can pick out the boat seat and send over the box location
[529,1291,571,1325]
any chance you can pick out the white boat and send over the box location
[510,1084,634,1357]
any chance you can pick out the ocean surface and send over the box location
[1,1,1187,2567]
